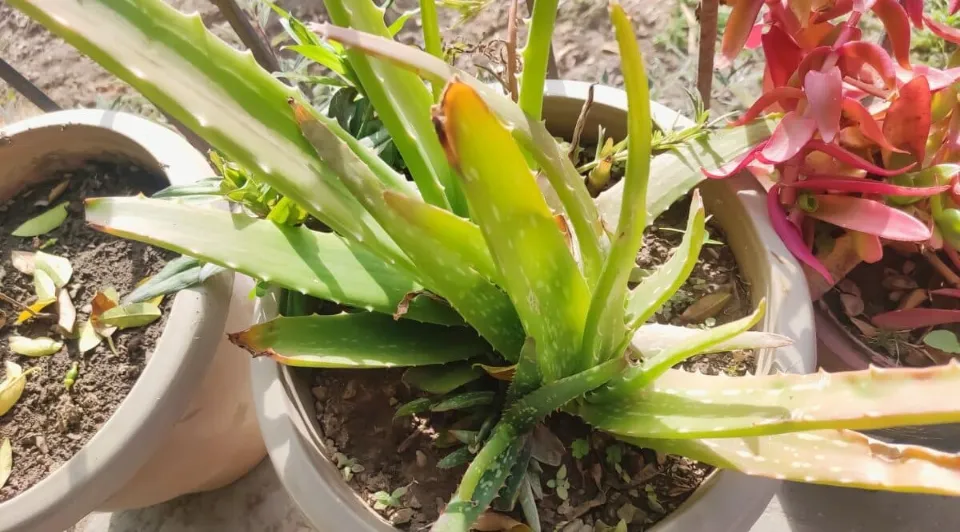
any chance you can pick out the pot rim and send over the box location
[250,80,817,532]
[0,109,232,532]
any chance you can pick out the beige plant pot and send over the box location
[0,110,265,532]
[250,80,817,531]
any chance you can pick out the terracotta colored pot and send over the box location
[250,80,817,531]
[0,110,265,531]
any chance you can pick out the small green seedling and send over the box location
[545,464,570,500]
[605,443,631,483]
[571,438,590,460]
[63,361,79,391]
[333,452,365,481]
[372,482,411,510]
[645,484,665,513]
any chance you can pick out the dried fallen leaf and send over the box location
[77,319,102,354]
[57,289,77,335]
[47,179,70,204]
[15,299,54,325]
[473,511,531,532]
[849,317,879,338]
[99,302,162,329]
[681,291,732,323]
[34,251,72,288]
[0,438,10,489]
[530,424,565,467]
[836,278,861,297]
[33,269,56,304]
[90,289,120,337]
[898,288,927,311]
[474,363,516,381]
[11,201,69,237]
[0,361,36,416]
[882,274,918,291]
[10,251,35,275]
[8,335,63,357]
[839,292,865,316]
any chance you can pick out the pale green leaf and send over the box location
[99,302,162,329]
[0,438,10,488]
[33,269,56,304]
[11,201,68,237]
[229,313,491,368]
[10,251,35,275]
[403,362,485,395]
[923,330,960,354]
[78,319,102,354]
[0,361,34,416]
[8,335,62,357]
[34,251,72,288]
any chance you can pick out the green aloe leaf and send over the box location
[584,362,960,439]
[517,0,559,121]
[596,119,776,230]
[230,313,489,368]
[434,440,524,532]
[582,4,653,368]
[321,0,465,215]
[291,101,523,356]
[394,397,434,419]
[12,202,68,237]
[624,429,960,495]
[85,197,459,325]
[318,24,606,286]
[403,362,485,395]
[419,0,443,99]
[7,0,404,263]
[625,192,706,329]
[628,323,792,356]
[437,82,591,382]
[430,391,496,412]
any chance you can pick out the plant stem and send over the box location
[518,0,559,121]
[419,0,443,100]
[697,0,719,107]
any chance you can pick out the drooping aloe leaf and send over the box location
[629,323,792,356]
[291,101,523,356]
[517,0,559,121]
[321,0,465,215]
[437,82,590,381]
[6,0,410,264]
[230,313,489,368]
[85,197,459,325]
[599,301,767,398]
[384,191,498,284]
[433,440,524,532]
[581,4,653,368]
[624,429,960,495]
[403,362,486,394]
[598,119,775,229]
[584,361,960,439]
[626,192,705,331]
[318,24,606,285]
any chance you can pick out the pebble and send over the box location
[391,508,414,525]
[342,380,357,400]
[415,450,427,468]
[311,385,326,401]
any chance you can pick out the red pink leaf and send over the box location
[815,0,853,23]
[838,41,898,87]
[767,185,833,283]
[804,67,843,142]
[746,24,764,49]
[762,25,804,87]
[721,0,766,64]
[931,288,960,299]
[807,139,914,176]
[925,16,960,46]
[731,87,805,126]
[701,141,767,179]
[882,76,932,164]
[786,177,950,196]
[904,0,923,28]
[795,46,833,86]
[804,194,932,241]
[840,97,905,153]
[873,308,960,330]
[871,0,913,68]
[952,0,960,16]
[759,112,818,163]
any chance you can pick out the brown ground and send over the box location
[0,163,173,501]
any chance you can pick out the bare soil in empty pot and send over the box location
[0,162,173,501]
[821,247,960,368]
[300,195,756,531]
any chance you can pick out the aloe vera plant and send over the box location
[13,0,960,529]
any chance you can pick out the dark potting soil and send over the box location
[304,195,755,531]
[0,162,174,502]
[823,247,960,367]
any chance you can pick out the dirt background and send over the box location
[0,0,760,126]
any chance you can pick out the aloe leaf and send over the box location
[517,0,559,121]
[583,361,960,439]
[7,0,404,263]
[582,4,653,368]
[625,192,706,329]
[11,201,68,237]
[506,337,543,404]
[403,362,486,394]
[85,197,459,325]
[433,440,524,532]
[230,313,489,368]
[597,119,776,229]
[383,191,498,284]
[430,391,496,412]
[321,0,465,215]
[291,102,523,356]
[599,301,767,398]
[437,82,591,381]
[394,397,434,419]
[629,323,792,355]
[318,24,606,285]
[624,429,960,495]
[419,0,443,99]
[123,262,226,304]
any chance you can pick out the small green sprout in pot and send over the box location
[13,0,960,530]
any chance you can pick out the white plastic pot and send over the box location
[250,81,817,531]
[0,110,265,531]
